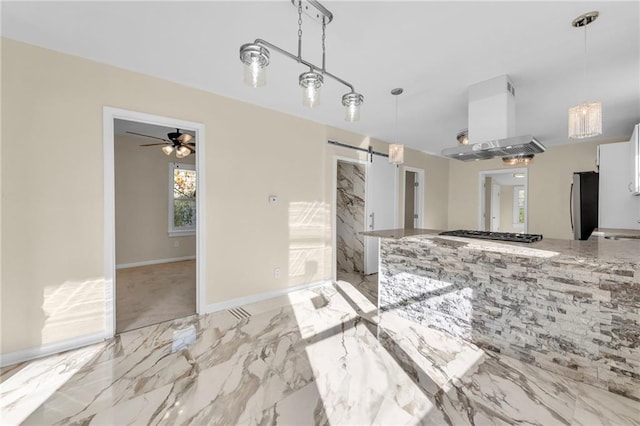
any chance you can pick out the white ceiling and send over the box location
[3,1,639,155]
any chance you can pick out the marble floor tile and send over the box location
[572,382,640,426]
[3,281,639,425]
[0,343,107,426]
[337,270,378,305]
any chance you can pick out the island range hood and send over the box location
[442,75,545,161]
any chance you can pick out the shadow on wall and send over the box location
[288,201,330,284]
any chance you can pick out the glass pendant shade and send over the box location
[240,43,270,88]
[162,145,174,155]
[568,102,602,139]
[342,92,364,122]
[389,144,404,165]
[176,145,191,158]
[299,71,323,108]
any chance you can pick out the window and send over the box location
[513,186,525,225]
[169,162,196,236]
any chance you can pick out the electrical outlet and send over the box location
[274,267,281,279]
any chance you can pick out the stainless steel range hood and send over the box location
[442,135,545,161]
[442,75,545,161]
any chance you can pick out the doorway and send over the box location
[333,153,398,305]
[403,166,425,229]
[103,108,205,338]
[478,168,528,233]
[336,159,366,276]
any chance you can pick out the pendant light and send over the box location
[239,1,364,120]
[299,70,323,108]
[342,92,364,122]
[568,11,602,139]
[389,88,404,165]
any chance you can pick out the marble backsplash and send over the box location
[379,235,640,400]
[336,161,365,274]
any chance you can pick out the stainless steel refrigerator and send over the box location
[571,171,599,240]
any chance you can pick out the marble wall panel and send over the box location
[336,161,365,274]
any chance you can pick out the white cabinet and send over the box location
[631,124,640,195]
[598,141,640,229]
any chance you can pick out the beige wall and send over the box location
[1,39,449,354]
[115,135,196,265]
[448,141,606,239]
[400,147,450,230]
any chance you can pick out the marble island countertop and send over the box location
[362,228,640,263]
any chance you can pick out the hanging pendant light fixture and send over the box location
[389,88,404,165]
[342,92,364,123]
[568,11,602,139]
[299,70,323,108]
[239,1,364,120]
[240,44,270,88]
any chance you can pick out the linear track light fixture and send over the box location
[239,0,364,122]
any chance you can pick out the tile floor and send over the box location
[1,280,639,425]
[116,260,196,332]
[337,270,378,304]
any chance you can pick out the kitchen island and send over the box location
[365,229,640,400]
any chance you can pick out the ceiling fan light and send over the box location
[162,145,174,155]
[299,71,323,108]
[342,92,364,122]
[568,101,602,139]
[178,133,194,144]
[176,145,191,158]
[240,43,270,88]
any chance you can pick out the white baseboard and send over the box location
[116,256,196,270]
[202,279,332,315]
[0,332,105,368]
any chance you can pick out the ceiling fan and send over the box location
[127,128,196,158]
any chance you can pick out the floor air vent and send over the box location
[227,307,252,320]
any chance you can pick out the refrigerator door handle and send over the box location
[569,182,574,232]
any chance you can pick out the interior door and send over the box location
[364,155,397,274]
[491,184,501,231]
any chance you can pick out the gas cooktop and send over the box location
[439,230,543,243]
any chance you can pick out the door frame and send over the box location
[332,155,368,281]
[478,168,528,233]
[402,166,425,229]
[103,107,206,338]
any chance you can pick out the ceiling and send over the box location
[3,1,638,156]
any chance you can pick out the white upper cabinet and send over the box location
[598,141,640,229]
